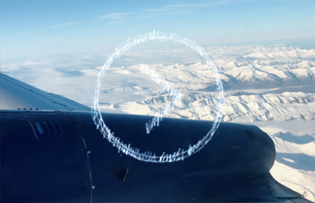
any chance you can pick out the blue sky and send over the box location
[1,0,315,60]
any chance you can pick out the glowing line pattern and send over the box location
[92,30,225,163]
[139,64,183,134]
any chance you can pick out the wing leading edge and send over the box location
[0,72,90,111]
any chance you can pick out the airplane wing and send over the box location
[0,72,90,111]
[0,72,313,203]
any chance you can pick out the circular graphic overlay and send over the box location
[92,30,225,163]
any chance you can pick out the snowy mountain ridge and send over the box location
[96,45,315,123]
[209,46,315,90]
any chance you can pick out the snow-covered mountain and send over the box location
[96,45,315,124]
[209,46,315,90]
[136,91,315,122]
